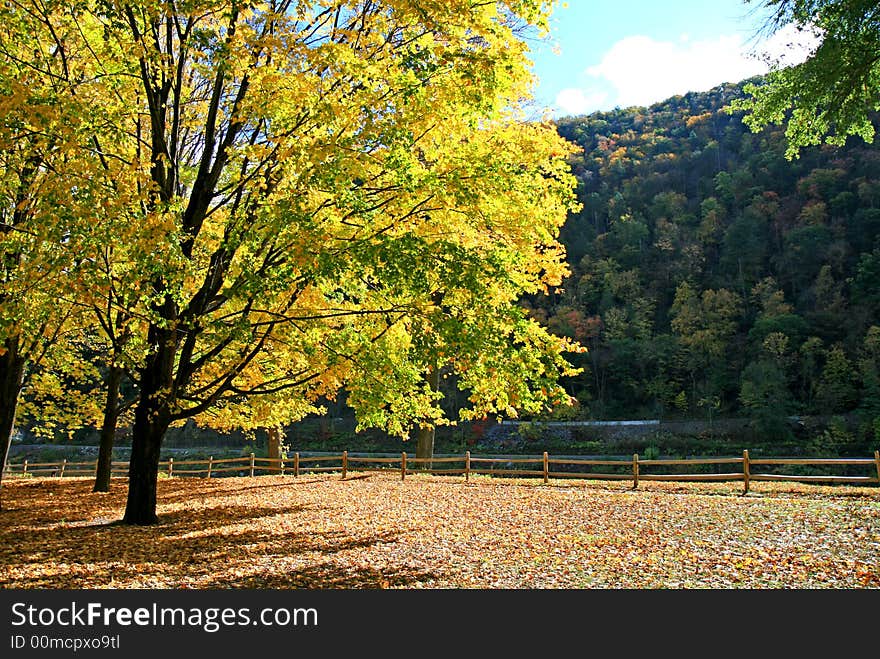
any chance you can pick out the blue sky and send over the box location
[527,0,818,117]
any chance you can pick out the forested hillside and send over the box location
[532,79,880,444]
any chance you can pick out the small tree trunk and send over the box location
[267,426,283,474]
[415,367,441,470]
[415,425,435,470]
[0,336,26,511]
[93,364,123,493]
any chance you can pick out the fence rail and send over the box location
[3,449,880,493]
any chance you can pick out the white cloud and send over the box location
[586,34,765,108]
[556,26,820,114]
[751,22,822,68]
[555,88,608,116]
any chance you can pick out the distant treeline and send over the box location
[526,79,880,445]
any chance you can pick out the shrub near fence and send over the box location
[4,449,880,493]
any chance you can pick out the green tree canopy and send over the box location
[732,0,880,159]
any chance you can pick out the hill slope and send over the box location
[531,80,880,450]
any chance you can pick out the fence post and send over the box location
[249,453,255,478]
[874,450,880,485]
[280,455,285,476]
[294,452,300,478]
[59,459,67,479]
[342,450,347,479]
[465,451,470,482]
[543,452,549,484]
[168,458,173,478]
[207,456,213,479]
[23,459,28,476]
[401,452,407,482]
[632,453,639,490]
[743,450,750,495]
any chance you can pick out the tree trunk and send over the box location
[123,406,169,525]
[0,336,26,511]
[415,425,435,470]
[122,335,175,525]
[93,364,123,493]
[415,367,441,470]
[266,426,283,474]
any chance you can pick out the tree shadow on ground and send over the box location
[210,562,440,588]
[153,476,333,504]
[0,485,421,589]
[0,478,129,524]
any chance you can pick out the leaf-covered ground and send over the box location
[1,473,878,588]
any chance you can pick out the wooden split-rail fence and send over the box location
[3,450,880,494]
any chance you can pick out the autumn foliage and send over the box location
[0,1,582,522]
[2,474,878,588]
